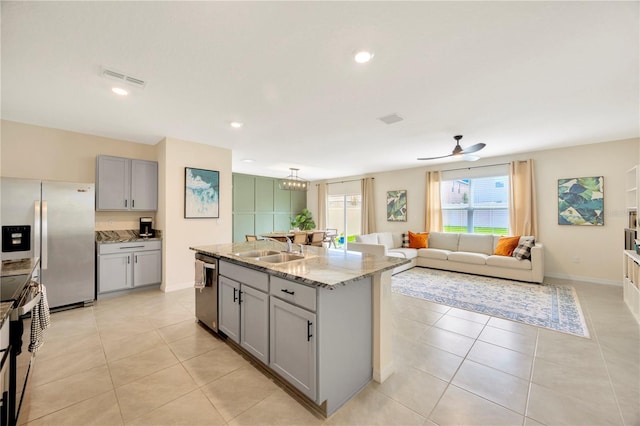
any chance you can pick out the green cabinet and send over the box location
[232,174,307,242]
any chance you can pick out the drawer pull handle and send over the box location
[307,321,313,342]
[120,246,145,249]
[281,289,295,295]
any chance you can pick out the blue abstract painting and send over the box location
[185,167,219,218]
[558,176,603,226]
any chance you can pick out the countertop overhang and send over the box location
[190,241,409,288]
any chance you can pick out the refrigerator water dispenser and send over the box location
[2,225,31,252]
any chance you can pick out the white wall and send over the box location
[157,137,232,292]
[309,138,639,285]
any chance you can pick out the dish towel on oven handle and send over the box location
[29,283,51,353]
[194,259,205,291]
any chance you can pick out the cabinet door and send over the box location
[133,250,162,287]
[240,285,269,365]
[98,253,131,293]
[218,276,241,343]
[96,156,130,210]
[131,160,158,211]
[270,297,316,401]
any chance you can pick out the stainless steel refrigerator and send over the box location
[1,178,95,309]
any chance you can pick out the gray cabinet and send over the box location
[97,241,162,294]
[270,296,317,401]
[218,260,270,364]
[96,155,158,211]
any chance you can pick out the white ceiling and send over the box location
[2,1,638,181]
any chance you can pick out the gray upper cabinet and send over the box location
[96,155,158,211]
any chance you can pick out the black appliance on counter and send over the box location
[1,263,41,426]
[139,217,154,238]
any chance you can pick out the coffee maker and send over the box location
[139,217,154,237]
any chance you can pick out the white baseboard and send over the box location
[373,360,395,384]
[544,273,621,287]
[161,281,195,292]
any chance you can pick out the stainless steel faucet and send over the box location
[262,236,293,252]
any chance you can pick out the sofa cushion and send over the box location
[385,251,405,259]
[408,231,429,248]
[357,233,378,244]
[458,233,494,255]
[428,232,460,251]
[389,248,418,259]
[418,248,451,260]
[402,233,410,248]
[487,255,532,270]
[513,237,535,260]
[448,251,489,265]
[378,232,395,250]
[494,236,521,256]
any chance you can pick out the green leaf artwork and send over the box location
[558,176,604,226]
[387,190,407,222]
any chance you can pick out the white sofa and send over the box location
[347,231,544,283]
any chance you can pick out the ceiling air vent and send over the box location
[378,113,404,125]
[101,66,147,89]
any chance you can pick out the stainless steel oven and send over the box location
[195,253,218,333]
[8,281,41,426]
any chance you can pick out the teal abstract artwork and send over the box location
[558,176,604,226]
[185,167,219,218]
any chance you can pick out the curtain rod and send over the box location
[316,177,374,186]
[442,162,510,173]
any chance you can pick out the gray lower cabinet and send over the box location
[270,296,317,401]
[218,261,269,364]
[97,241,162,294]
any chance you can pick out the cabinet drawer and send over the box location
[270,276,316,312]
[98,240,162,255]
[219,260,269,292]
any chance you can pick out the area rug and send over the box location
[392,268,590,337]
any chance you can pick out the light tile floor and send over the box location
[17,276,640,425]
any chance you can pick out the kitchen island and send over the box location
[190,240,409,416]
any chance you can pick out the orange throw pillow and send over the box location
[408,231,429,249]
[494,236,521,256]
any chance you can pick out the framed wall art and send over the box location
[558,176,603,226]
[185,167,220,218]
[387,190,407,222]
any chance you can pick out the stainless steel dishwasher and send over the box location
[195,253,218,333]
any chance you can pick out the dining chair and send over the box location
[293,231,308,245]
[309,231,325,247]
[323,229,338,248]
[245,235,258,241]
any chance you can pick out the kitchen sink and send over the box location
[233,250,280,258]
[257,253,305,263]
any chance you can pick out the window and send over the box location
[440,173,509,235]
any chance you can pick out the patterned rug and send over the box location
[392,268,590,338]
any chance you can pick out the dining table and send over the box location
[260,230,324,244]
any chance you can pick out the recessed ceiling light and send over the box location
[111,87,128,96]
[354,51,374,63]
[241,159,255,163]
[230,121,244,129]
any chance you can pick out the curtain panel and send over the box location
[316,182,328,230]
[509,159,538,238]
[361,177,376,234]
[424,170,443,232]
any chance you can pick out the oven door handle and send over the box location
[17,291,41,317]
[203,263,216,270]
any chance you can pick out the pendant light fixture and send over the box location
[279,168,309,191]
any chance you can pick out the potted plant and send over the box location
[290,208,316,231]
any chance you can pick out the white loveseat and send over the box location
[347,231,544,283]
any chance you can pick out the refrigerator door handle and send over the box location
[42,200,48,269]
[34,200,41,263]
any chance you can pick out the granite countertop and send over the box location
[96,229,163,244]
[190,241,409,288]
[1,257,40,278]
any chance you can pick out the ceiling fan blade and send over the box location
[461,143,486,154]
[417,153,453,161]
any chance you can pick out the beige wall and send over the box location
[1,120,158,230]
[157,137,232,292]
[309,138,640,285]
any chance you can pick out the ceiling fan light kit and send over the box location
[417,135,486,161]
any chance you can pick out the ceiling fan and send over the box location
[417,135,486,161]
